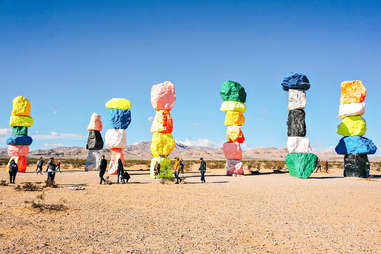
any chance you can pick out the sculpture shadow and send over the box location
[308,176,344,180]
[184,181,229,184]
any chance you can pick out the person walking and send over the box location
[117,158,125,184]
[36,157,44,174]
[56,161,61,173]
[173,157,181,184]
[154,161,160,179]
[179,159,185,175]
[46,158,57,184]
[315,159,321,173]
[325,161,329,173]
[199,158,206,183]
[9,159,18,184]
[99,155,107,184]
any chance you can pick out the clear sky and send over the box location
[1,0,380,153]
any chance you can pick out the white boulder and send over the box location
[105,129,127,148]
[287,137,312,153]
[338,103,365,119]
[288,89,306,110]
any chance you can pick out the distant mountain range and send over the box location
[1,141,380,161]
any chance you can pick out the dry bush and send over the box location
[25,192,68,213]
[22,182,43,192]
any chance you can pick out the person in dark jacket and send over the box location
[46,158,57,183]
[199,158,206,183]
[36,157,44,174]
[154,161,160,179]
[99,155,107,184]
[179,159,185,175]
[9,159,18,184]
[117,158,125,184]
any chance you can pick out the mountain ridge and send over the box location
[3,141,378,161]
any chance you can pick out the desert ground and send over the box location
[0,165,380,254]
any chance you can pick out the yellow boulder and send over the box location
[220,101,246,113]
[9,115,34,127]
[151,133,176,157]
[12,96,31,116]
[224,111,245,126]
[337,116,366,136]
[340,80,367,104]
[105,98,131,109]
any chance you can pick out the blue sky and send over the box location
[0,0,380,153]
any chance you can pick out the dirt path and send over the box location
[0,168,380,253]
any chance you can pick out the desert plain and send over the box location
[0,165,380,254]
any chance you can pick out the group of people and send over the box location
[7,157,60,184]
[8,156,208,185]
[98,155,130,184]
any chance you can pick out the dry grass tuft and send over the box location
[22,182,43,191]
[25,192,68,213]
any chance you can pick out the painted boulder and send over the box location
[151,133,176,157]
[151,81,176,111]
[223,142,242,160]
[287,109,306,137]
[108,109,131,129]
[105,129,127,148]
[6,135,33,146]
[87,113,103,131]
[285,153,318,179]
[224,111,245,126]
[226,126,245,143]
[344,154,369,178]
[287,137,312,153]
[220,101,246,113]
[105,98,131,110]
[11,96,31,116]
[335,136,377,155]
[220,80,246,103]
[9,115,34,127]
[338,103,365,119]
[340,80,366,105]
[337,116,366,136]
[150,110,173,133]
[281,72,310,91]
[288,89,306,110]
[12,126,28,136]
[7,145,29,157]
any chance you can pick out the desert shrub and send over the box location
[22,182,43,191]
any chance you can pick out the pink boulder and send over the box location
[8,145,29,157]
[88,113,103,131]
[151,81,176,111]
[223,142,242,160]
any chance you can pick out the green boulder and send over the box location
[12,126,28,136]
[285,153,318,179]
[220,80,247,103]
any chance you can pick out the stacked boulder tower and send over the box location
[220,81,247,176]
[335,81,376,177]
[149,81,176,179]
[7,96,34,173]
[105,98,131,175]
[282,73,318,179]
[85,113,104,171]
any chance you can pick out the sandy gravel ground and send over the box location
[0,166,380,254]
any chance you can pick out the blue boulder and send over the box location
[281,72,310,91]
[6,135,33,146]
[108,109,131,129]
[335,136,377,155]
